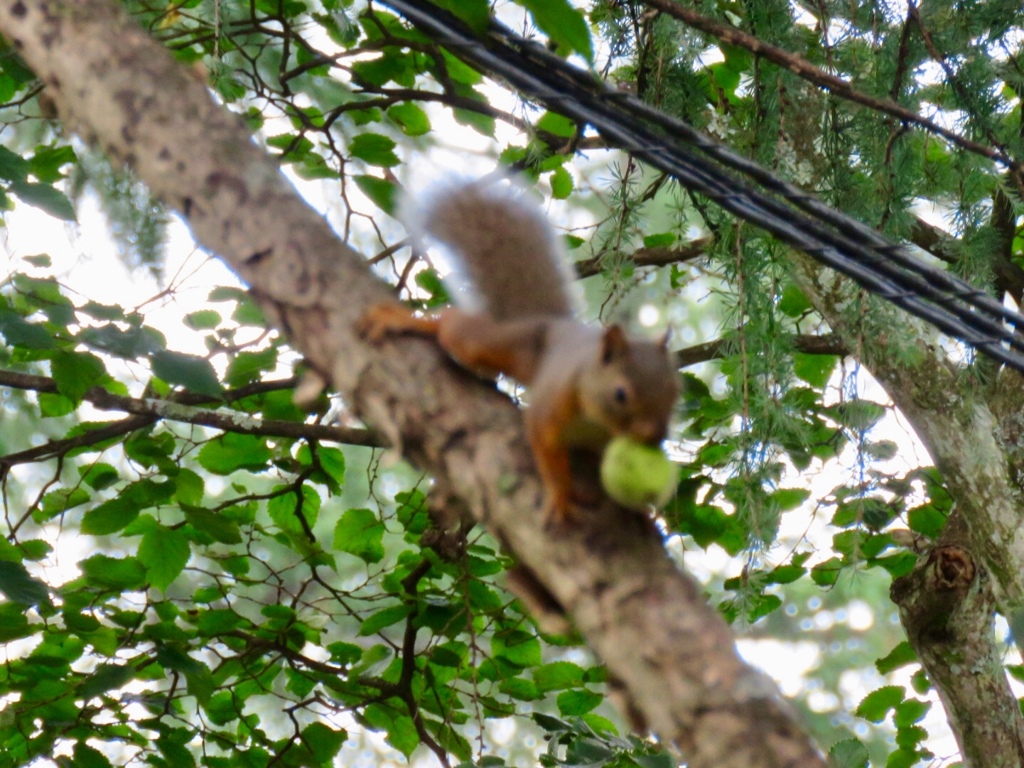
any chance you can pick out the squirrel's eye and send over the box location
[613,387,628,405]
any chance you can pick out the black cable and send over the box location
[378,0,1024,372]
[470,24,1024,357]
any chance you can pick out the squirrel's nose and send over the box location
[630,420,666,445]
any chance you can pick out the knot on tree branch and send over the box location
[891,545,983,645]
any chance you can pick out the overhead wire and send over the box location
[378,0,1024,373]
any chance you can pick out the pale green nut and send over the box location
[600,436,676,510]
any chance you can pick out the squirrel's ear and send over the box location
[601,324,629,363]
[657,330,671,350]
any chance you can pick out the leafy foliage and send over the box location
[0,0,1022,765]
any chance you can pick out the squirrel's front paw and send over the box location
[358,303,440,342]
[542,492,585,529]
[357,302,411,342]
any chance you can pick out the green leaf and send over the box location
[0,144,29,181]
[80,323,165,358]
[532,713,571,733]
[79,554,147,590]
[453,106,496,136]
[302,722,347,763]
[431,0,489,32]
[778,284,813,317]
[643,232,677,248]
[0,560,50,606]
[29,145,76,183]
[908,504,946,539]
[833,497,895,530]
[499,677,539,701]
[829,738,869,768]
[81,496,141,536]
[204,691,236,725]
[0,309,55,349]
[79,301,125,321]
[533,661,585,692]
[710,61,740,94]
[634,753,675,768]
[349,133,400,167]
[769,487,810,512]
[864,439,899,460]
[224,347,277,387]
[174,468,205,506]
[0,74,14,104]
[197,432,273,474]
[536,111,577,138]
[184,309,222,330]
[38,392,74,417]
[354,174,399,215]
[155,645,214,704]
[856,685,905,723]
[79,463,119,491]
[0,602,32,641]
[327,641,364,665]
[79,663,135,701]
[268,484,321,535]
[50,351,106,404]
[425,718,472,762]
[767,563,806,584]
[196,610,246,637]
[828,399,886,431]
[749,593,782,621]
[550,166,573,199]
[22,253,51,267]
[139,526,190,592]
[793,353,837,388]
[151,350,221,396]
[81,480,174,535]
[875,642,916,676]
[38,487,90,521]
[884,749,919,768]
[492,630,542,668]
[894,698,930,727]
[315,445,346,486]
[387,102,431,136]
[333,508,385,563]
[184,507,242,544]
[359,603,414,636]
[810,557,842,586]
[10,180,77,221]
[556,689,602,716]
[520,0,593,61]
[363,703,419,757]
[124,433,175,468]
[71,743,114,768]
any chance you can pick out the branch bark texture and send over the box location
[793,255,1024,763]
[891,540,1024,766]
[0,2,826,766]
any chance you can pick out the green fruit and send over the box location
[600,436,676,510]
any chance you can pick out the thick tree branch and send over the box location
[891,516,1024,765]
[0,3,825,766]
[793,253,1024,763]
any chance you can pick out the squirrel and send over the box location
[360,176,679,524]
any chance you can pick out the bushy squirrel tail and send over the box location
[406,177,577,321]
